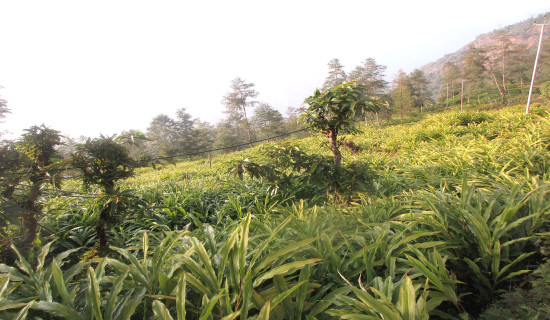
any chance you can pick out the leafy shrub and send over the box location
[450,112,493,126]
[415,127,445,142]
[227,142,375,203]
[541,81,550,103]
[480,258,550,319]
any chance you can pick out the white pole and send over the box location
[526,23,547,114]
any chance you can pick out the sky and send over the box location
[0,0,549,139]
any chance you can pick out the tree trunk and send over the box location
[242,107,253,145]
[327,130,341,167]
[18,177,43,257]
[96,206,109,252]
[520,77,524,95]
[446,83,449,107]
[97,181,115,253]
[20,209,38,256]
[490,69,506,104]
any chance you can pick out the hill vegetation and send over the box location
[1,101,550,319]
[421,12,550,100]
[1,12,550,320]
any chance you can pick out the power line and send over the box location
[1,128,309,177]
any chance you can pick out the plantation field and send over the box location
[2,104,550,319]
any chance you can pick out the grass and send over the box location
[2,103,550,319]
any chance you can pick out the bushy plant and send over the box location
[301,81,378,167]
[540,81,550,104]
[72,135,136,252]
[0,126,63,260]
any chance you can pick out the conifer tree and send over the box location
[322,58,347,90]
[348,58,388,97]
[222,77,258,144]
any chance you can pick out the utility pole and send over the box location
[526,17,549,114]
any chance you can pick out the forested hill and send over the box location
[421,12,550,97]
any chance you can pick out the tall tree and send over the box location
[391,70,414,119]
[174,108,199,153]
[0,87,9,138]
[347,58,388,97]
[251,103,286,140]
[438,62,461,106]
[407,69,432,111]
[463,45,488,104]
[508,43,532,94]
[146,114,177,156]
[192,120,215,153]
[222,77,258,144]
[322,58,347,90]
[16,125,63,256]
[0,88,8,123]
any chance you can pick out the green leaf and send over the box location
[34,301,86,320]
[257,300,271,320]
[51,259,73,307]
[199,289,224,320]
[153,300,175,320]
[253,259,322,288]
[13,301,34,320]
[396,275,416,320]
[176,274,187,320]
[87,267,103,320]
[104,268,129,320]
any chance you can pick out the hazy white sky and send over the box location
[0,0,549,139]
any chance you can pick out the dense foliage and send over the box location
[1,103,550,319]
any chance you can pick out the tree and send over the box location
[0,87,8,122]
[541,81,550,103]
[508,43,532,94]
[347,58,388,97]
[407,69,432,111]
[0,140,25,263]
[0,87,10,138]
[463,45,488,104]
[322,58,347,90]
[174,108,197,153]
[15,125,63,256]
[222,77,258,144]
[191,120,215,154]
[146,114,177,156]
[251,103,286,139]
[301,81,377,167]
[391,70,414,119]
[482,38,510,105]
[72,136,135,252]
[439,62,461,106]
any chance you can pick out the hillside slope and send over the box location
[421,12,550,97]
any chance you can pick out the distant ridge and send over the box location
[421,12,550,97]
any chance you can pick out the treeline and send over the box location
[54,78,306,162]
[319,57,433,121]
[435,29,550,107]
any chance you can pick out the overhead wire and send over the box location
[1,128,309,176]
[2,128,310,202]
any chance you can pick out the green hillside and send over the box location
[2,104,550,319]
